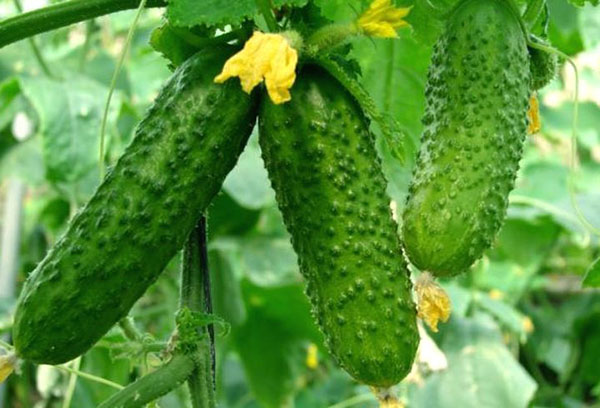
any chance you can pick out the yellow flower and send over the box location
[527,93,541,134]
[522,316,534,333]
[214,31,298,105]
[306,343,318,369]
[414,272,451,332]
[358,0,412,38]
[0,354,16,383]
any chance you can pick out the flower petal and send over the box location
[0,354,16,383]
[527,93,541,134]
[415,272,451,332]
[358,0,412,38]
[214,31,298,104]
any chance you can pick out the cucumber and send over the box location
[259,65,418,387]
[402,0,531,277]
[13,45,258,364]
[528,37,558,90]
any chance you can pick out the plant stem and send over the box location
[11,0,54,77]
[61,357,81,408]
[0,0,167,49]
[99,0,148,180]
[97,353,196,408]
[180,217,217,408]
[118,317,143,342]
[54,364,124,390]
[79,19,96,72]
[256,0,278,32]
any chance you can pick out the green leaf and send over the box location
[223,131,275,209]
[403,0,448,45]
[19,75,122,183]
[233,280,321,408]
[167,0,258,27]
[353,34,430,204]
[150,23,200,68]
[566,0,598,7]
[0,137,45,186]
[273,0,308,6]
[412,316,537,408]
[312,0,364,21]
[582,257,600,287]
[208,192,261,238]
[474,292,529,340]
[209,249,247,327]
[548,0,585,55]
[0,77,22,131]
[442,282,472,318]
[239,237,299,286]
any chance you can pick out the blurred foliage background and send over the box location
[0,0,599,407]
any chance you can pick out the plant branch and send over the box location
[256,0,278,32]
[11,0,54,77]
[180,217,217,408]
[0,0,167,49]
[99,0,148,179]
[118,317,143,342]
[79,19,96,72]
[97,353,196,408]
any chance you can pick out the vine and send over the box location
[0,0,166,49]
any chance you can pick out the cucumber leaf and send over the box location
[582,257,600,288]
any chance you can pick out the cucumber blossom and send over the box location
[13,46,258,364]
[259,65,418,387]
[402,0,531,277]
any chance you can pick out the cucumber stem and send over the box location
[0,0,166,49]
[256,0,278,32]
[97,353,196,408]
[525,41,600,237]
[180,217,217,408]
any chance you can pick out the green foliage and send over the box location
[149,23,200,68]
[411,315,537,408]
[166,0,308,28]
[19,75,121,183]
[0,0,599,407]
[232,280,320,408]
[582,257,600,287]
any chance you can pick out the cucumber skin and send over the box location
[402,0,531,277]
[13,46,258,364]
[529,42,558,90]
[259,65,418,387]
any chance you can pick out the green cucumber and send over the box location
[259,65,418,387]
[402,0,531,277]
[13,45,258,364]
[528,37,558,90]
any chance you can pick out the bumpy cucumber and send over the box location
[13,45,258,364]
[259,65,418,387]
[528,37,558,90]
[402,0,531,277]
